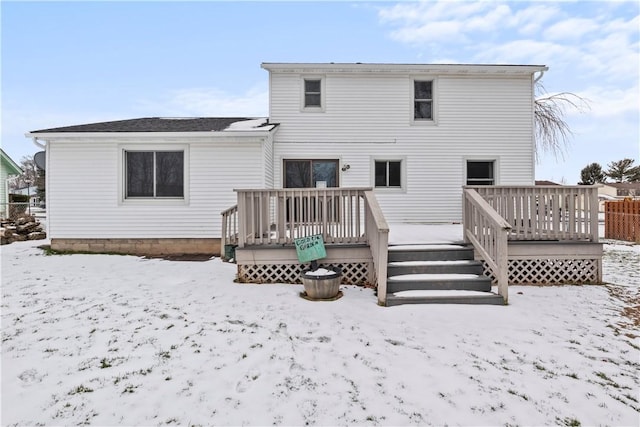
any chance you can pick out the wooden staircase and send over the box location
[384,244,505,306]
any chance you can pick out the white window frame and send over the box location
[411,77,437,125]
[300,76,326,112]
[118,144,189,205]
[464,158,499,186]
[372,157,407,192]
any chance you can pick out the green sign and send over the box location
[294,234,327,263]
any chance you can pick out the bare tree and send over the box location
[9,155,39,190]
[534,82,590,160]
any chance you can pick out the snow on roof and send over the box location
[29,117,277,134]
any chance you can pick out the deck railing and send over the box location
[463,189,511,303]
[364,191,389,306]
[233,188,372,247]
[220,204,239,251]
[467,185,600,242]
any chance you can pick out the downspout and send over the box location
[531,70,545,184]
[31,137,46,149]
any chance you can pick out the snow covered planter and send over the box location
[300,267,342,301]
[294,234,342,300]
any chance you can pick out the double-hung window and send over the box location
[375,160,402,188]
[414,80,433,120]
[303,78,323,110]
[125,150,184,198]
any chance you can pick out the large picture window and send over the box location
[125,151,184,198]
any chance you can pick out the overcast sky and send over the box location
[2,1,638,184]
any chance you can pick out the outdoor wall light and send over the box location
[341,164,351,171]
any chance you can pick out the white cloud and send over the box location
[544,18,599,41]
[509,4,560,35]
[136,85,269,118]
[389,20,465,44]
[576,83,640,118]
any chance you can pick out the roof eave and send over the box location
[25,128,278,140]
[0,149,23,174]
[261,62,548,75]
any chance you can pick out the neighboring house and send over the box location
[27,62,546,254]
[12,186,41,207]
[605,182,640,197]
[1,149,22,219]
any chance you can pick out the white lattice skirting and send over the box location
[237,262,370,285]
[482,258,600,285]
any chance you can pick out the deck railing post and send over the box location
[589,186,600,242]
[236,190,246,248]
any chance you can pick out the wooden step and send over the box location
[387,244,473,262]
[387,273,492,293]
[387,259,483,276]
[386,290,505,306]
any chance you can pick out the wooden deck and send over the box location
[222,186,603,306]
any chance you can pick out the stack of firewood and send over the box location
[1,215,47,245]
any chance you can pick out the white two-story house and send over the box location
[264,63,543,223]
[27,63,602,305]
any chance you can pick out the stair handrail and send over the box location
[220,204,239,257]
[463,189,511,303]
[364,191,389,306]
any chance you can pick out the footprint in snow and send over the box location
[18,369,43,384]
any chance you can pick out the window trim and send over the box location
[300,76,326,112]
[372,157,407,192]
[118,144,189,205]
[464,158,499,186]
[411,77,437,125]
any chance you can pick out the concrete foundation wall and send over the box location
[51,238,221,256]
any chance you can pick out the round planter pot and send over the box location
[300,267,342,300]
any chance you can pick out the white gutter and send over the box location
[534,69,545,83]
[31,137,46,149]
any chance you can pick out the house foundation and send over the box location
[50,238,221,257]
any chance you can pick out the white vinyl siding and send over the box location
[47,137,267,239]
[270,72,535,223]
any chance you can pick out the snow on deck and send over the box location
[388,223,464,245]
[388,244,465,251]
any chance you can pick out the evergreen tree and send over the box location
[605,158,636,182]
[579,163,605,185]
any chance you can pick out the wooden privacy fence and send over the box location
[604,200,640,242]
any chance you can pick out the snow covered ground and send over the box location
[1,235,638,426]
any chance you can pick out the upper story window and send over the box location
[125,150,184,198]
[375,160,402,188]
[414,80,433,120]
[466,160,495,186]
[304,79,322,108]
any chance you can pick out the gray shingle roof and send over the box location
[30,117,271,133]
